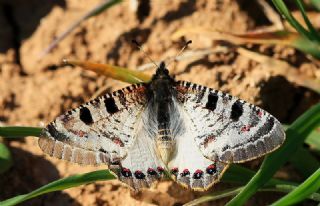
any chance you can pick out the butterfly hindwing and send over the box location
[167,102,229,191]
[39,84,148,165]
[112,128,166,190]
[175,81,285,163]
[112,104,166,190]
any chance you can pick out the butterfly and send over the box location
[39,61,285,191]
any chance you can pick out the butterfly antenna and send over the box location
[167,40,192,67]
[176,40,192,59]
[132,40,159,68]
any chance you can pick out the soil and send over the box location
[0,0,319,205]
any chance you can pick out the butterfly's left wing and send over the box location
[39,83,166,190]
[39,84,149,165]
[174,81,285,164]
[112,102,167,190]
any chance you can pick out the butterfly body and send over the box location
[147,62,177,164]
[39,62,285,191]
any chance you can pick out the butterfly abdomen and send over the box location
[156,129,175,164]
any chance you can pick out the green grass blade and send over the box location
[305,127,320,151]
[86,0,122,17]
[290,147,320,178]
[185,184,320,206]
[292,34,320,59]
[262,184,320,202]
[310,0,320,11]
[295,0,320,41]
[0,158,293,206]
[226,103,320,206]
[0,143,13,174]
[184,187,243,206]
[222,164,291,186]
[285,122,320,177]
[0,126,42,138]
[222,164,256,184]
[65,60,151,84]
[272,0,313,40]
[271,168,320,205]
[289,103,320,137]
[0,170,116,206]
[39,0,122,58]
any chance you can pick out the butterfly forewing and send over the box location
[175,81,285,163]
[39,84,148,165]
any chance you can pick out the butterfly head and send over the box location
[148,61,175,101]
[152,61,173,81]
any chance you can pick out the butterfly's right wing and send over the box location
[175,81,285,164]
[39,84,148,166]
[167,100,229,191]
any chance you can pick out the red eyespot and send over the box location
[193,169,203,179]
[241,125,251,132]
[181,169,190,177]
[157,166,164,173]
[121,167,132,177]
[134,170,145,179]
[171,167,179,175]
[147,168,157,175]
[206,164,216,175]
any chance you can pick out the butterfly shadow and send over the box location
[106,28,151,65]
[259,75,320,123]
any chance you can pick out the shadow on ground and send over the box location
[0,144,80,206]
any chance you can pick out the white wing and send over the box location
[112,104,166,190]
[168,100,229,191]
[39,84,148,165]
[40,85,167,190]
[175,81,285,163]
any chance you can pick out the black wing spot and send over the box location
[205,93,218,111]
[99,148,107,153]
[266,116,275,132]
[79,107,94,124]
[47,123,59,137]
[222,145,230,152]
[89,99,100,108]
[192,83,197,90]
[231,101,243,121]
[104,97,119,114]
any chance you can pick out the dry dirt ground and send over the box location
[0,0,319,205]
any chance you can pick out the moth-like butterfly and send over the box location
[39,61,285,191]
